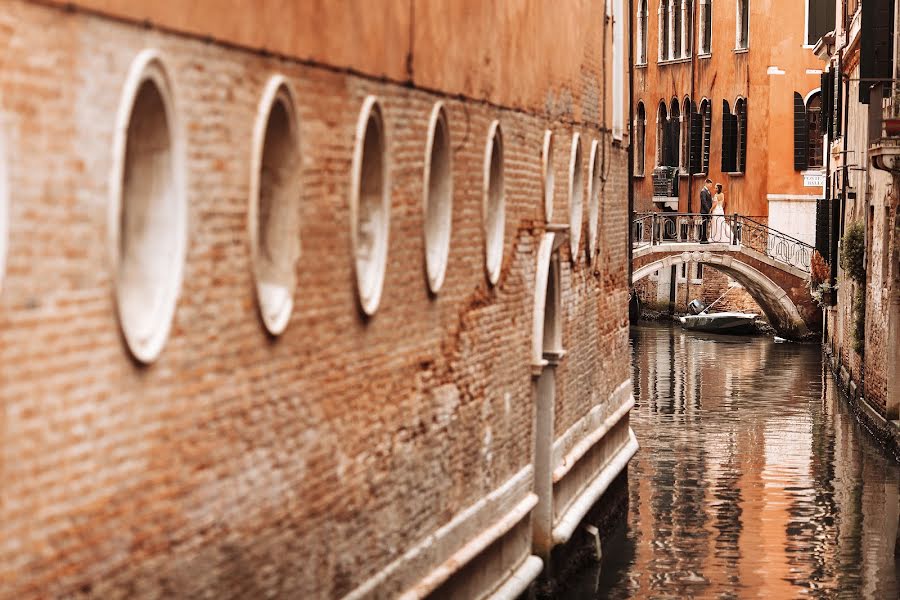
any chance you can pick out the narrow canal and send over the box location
[588,323,899,599]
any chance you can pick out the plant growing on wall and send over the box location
[807,250,833,307]
[839,222,866,355]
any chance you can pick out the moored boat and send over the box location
[679,311,758,335]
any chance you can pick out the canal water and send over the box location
[587,323,899,599]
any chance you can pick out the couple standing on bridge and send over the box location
[700,179,732,244]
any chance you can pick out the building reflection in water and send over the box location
[589,323,899,599]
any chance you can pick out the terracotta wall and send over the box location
[633,0,823,217]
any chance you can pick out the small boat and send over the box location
[679,311,758,335]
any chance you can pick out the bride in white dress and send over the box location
[711,183,732,243]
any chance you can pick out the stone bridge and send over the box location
[632,238,821,340]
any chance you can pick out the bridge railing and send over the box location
[633,212,813,273]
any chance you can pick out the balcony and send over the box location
[869,79,900,173]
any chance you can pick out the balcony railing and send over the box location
[869,79,900,172]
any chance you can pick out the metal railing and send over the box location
[879,79,900,138]
[633,212,814,273]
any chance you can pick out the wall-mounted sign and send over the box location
[804,172,826,188]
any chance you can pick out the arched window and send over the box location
[681,97,691,172]
[656,101,668,165]
[699,99,712,173]
[635,102,647,176]
[659,1,670,61]
[736,0,749,49]
[637,0,649,64]
[722,99,746,173]
[735,98,747,172]
[722,99,735,172]
[670,98,681,169]
[699,0,712,54]
[806,92,824,168]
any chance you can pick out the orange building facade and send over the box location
[633,0,826,236]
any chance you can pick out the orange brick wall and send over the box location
[0,1,630,597]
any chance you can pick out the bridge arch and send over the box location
[633,251,810,339]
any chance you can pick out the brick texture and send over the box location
[0,1,631,598]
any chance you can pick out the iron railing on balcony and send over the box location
[879,78,900,136]
[633,212,814,273]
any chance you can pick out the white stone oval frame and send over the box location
[587,139,601,261]
[483,120,505,286]
[108,49,187,364]
[422,102,452,294]
[568,133,583,261]
[248,75,302,335]
[350,95,391,316]
[542,129,554,222]
[0,116,7,294]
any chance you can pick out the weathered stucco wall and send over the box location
[49,0,622,119]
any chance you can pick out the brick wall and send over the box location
[0,1,631,597]
[634,265,764,317]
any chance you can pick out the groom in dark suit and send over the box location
[699,179,713,243]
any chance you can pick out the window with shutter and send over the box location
[807,92,824,169]
[728,113,738,172]
[735,99,747,172]
[666,119,679,167]
[689,103,703,174]
[681,98,691,171]
[657,102,668,165]
[701,100,712,172]
[635,102,646,176]
[669,99,681,167]
[807,0,836,46]
[820,71,831,139]
[860,0,894,103]
[815,198,831,259]
[793,92,809,171]
[722,100,737,172]
[834,66,842,137]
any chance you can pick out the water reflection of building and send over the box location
[617,325,899,598]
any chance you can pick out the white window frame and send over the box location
[803,0,814,48]
[735,0,749,51]
[637,0,649,65]
[681,0,693,59]
[699,0,712,56]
